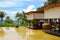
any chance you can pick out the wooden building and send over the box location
[26,11,44,29]
[39,2,60,31]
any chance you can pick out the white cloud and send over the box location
[40,4,44,7]
[0,0,45,7]
[0,1,16,7]
[0,0,25,7]
[41,0,47,1]
[45,0,47,1]
[23,5,36,12]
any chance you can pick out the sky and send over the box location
[0,0,47,21]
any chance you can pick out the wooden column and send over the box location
[58,19,60,23]
[33,20,36,28]
[58,19,60,32]
[28,20,30,27]
[48,19,52,30]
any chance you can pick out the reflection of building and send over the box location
[15,27,60,40]
[26,11,44,29]
[25,29,60,40]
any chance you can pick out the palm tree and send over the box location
[57,0,60,2]
[22,11,27,24]
[15,11,27,26]
[15,12,22,20]
[0,11,6,27]
[15,12,22,26]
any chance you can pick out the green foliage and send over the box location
[37,9,44,13]
[44,1,48,6]
[15,11,28,26]
[44,0,60,6]
[0,11,6,18]
[0,11,6,22]
[5,16,13,24]
[0,11,6,27]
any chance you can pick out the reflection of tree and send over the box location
[0,28,5,37]
[15,28,42,40]
[26,30,60,40]
[5,27,10,30]
[26,30,46,40]
[15,28,41,40]
[15,27,27,38]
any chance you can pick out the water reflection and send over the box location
[0,28,5,37]
[0,27,23,40]
[5,27,10,30]
[16,27,60,40]
[16,27,27,38]
[0,27,60,40]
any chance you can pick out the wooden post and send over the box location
[33,20,36,28]
[48,19,52,30]
[58,19,60,32]
[28,20,31,28]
